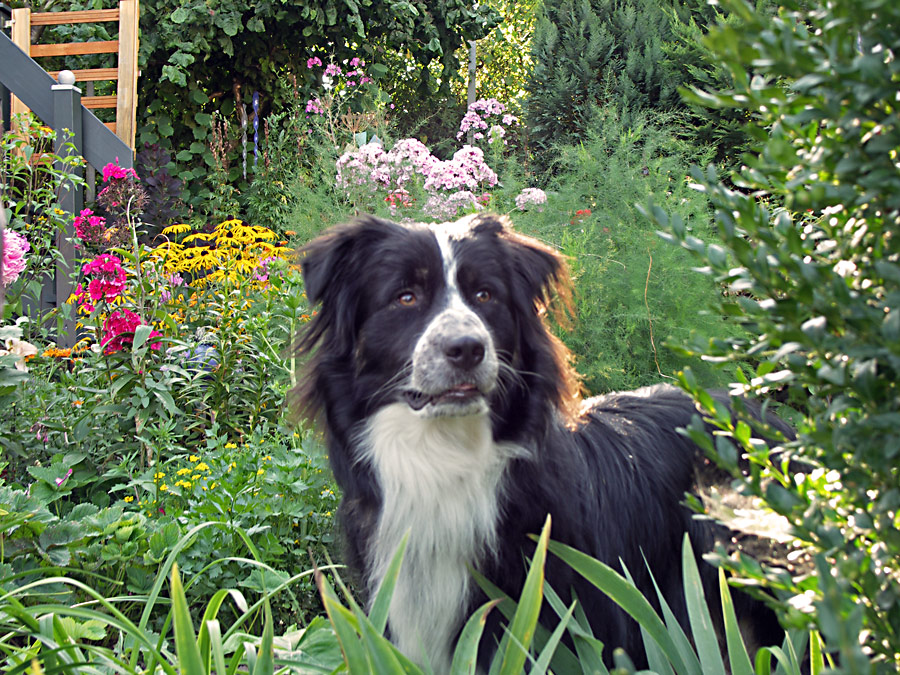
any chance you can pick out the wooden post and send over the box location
[116,0,139,148]
[10,7,31,121]
[51,71,84,348]
[467,40,476,145]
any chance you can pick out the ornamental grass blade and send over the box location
[204,620,229,675]
[718,568,753,675]
[171,562,205,675]
[317,570,366,672]
[531,601,574,675]
[197,589,232,666]
[546,538,688,674]
[250,599,275,675]
[541,584,596,674]
[681,535,725,675]
[369,531,408,635]
[498,514,551,675]
[640,558,701,675]
[449,599,501,675]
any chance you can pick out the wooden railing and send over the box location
[9,1,140,149]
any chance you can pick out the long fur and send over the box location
[295,213,784,672]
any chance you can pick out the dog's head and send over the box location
[295,214,580,431]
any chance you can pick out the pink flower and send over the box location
[515,187,548,211]
[307,56,323,69]
[55,468,73,487]
[349,57,361,67]
[1,229,29,286]
[75,254,127,310]
[101,161,138,183]
[101,309,161,355]
[324,63,342,77]
[73,208,107,242]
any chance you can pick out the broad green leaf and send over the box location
[499,515,551,675]
[682,535,725,675]
[171,562,205,674]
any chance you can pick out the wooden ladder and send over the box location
[9,0,140,149]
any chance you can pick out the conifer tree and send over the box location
[525,0,678,153]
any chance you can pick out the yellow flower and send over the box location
[124,495,134,503]
[160,484,169,492]
[153,471,165,480]
[192,474,201,481]
[189,455,200,463]
[224,443,237,449]
[177,467,191,476]
[256,468,265,476]
[161,223,193,235]
[196,462,210,471]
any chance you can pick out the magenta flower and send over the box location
[101,309,162,355]
[55,468,73,487]
[101,161,139,183]
[307,56,323,69]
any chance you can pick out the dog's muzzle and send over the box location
[404,308,498,417]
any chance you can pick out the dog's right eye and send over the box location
[397,291,418,307]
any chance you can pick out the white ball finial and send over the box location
[58,70,77,86]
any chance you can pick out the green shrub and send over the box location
[645,0,900,669]
[525,0,680,155]
[511,109,741,394]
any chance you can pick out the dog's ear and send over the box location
[298,217,401,362]
[300,216,399,305]
[477,214,574,325]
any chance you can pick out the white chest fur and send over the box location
[360,403,513,672]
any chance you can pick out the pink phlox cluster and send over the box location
[73,208,106,241]
[307,56,323,69]
[1,229,29,287]
[101,308,161,355]
[423,146,498,193]
[306,98,325,115]
[324,63,342,77]
[75,254,127,311]
[423,190,484,220]
[457,98,519,141]
[382,138,440,187]
[515,187,548,211]
[336,142,390,193]
[102,161,138,183]
[253,256,277,282]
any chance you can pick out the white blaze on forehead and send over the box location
[431,217,477,299]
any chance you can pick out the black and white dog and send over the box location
[295,213,783,671]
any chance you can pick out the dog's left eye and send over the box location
[397,291,418,307]
[474,289,491,303]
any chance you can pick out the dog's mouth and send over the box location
[403,383,482,411]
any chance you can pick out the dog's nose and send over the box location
[443,336,486,370]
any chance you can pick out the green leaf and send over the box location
[546,539,687,672]
[171,562,205,674]
[499,515,551,675]
[719,569,753,675]
[369,531,408,635]
[682,535,725,675]
[450,599,501,675]
[170,7,189,23]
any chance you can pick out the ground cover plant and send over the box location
[2,0,897,670]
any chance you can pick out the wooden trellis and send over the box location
[10,0,140,149]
